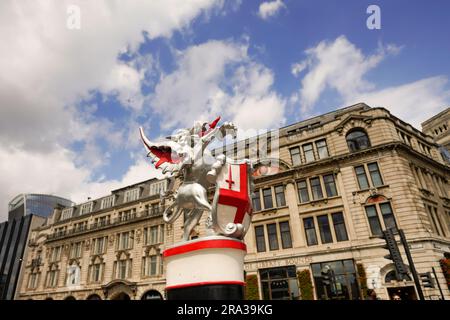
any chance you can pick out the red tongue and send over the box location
[150,146,181,168]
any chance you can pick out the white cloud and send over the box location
[347,76,450,130]
[150,40,286,131]
[0,0,222,148]
[0,146,163,219]
[293,35,401,113]
[99,63,145,111]
[293,35,450,130]
[0,0,225,221]
[258,0,285,20]
[291,61,308,77]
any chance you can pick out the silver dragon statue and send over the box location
[139,117,254,241]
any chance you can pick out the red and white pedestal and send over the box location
[163,236,246,300]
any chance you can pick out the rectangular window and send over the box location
[70,242,82,259]
[28,273,38,289]
[379,203,397,232]
[150,256,157,275]
[80,202,94,215]
[124,188,140,202]
[310,177,323,200]
[303,143,315,162]
[60,208,73,220]
[100,195,115,209]
[255,226,266,252]
[51,247,61,262]
[252,191,261,211]
[147,203,160,216]
[150,226,158,244]
[267,223,279,250]
[119,209,135,222]
[97,215,109,227]
[428,205,445,236]
[279,221,292,249]
[159,225,165,243]
[303,217,318,246]
[274,185,286,207]
[355,165,369,190]
[432,207,446,237]
[94,264,102,282]
[365,205,382,236]
[90,263,102,283]
[74,222,87,232]
[315,139,329,159]
[290,147,301,166]
[368,162,383,187]
[150,181,167,196]
[263,188,273,209]
[332,212,348,242]
[47,270,58,287]
[160,254,164,275]
[317,215,333,244]
[93,237,105,255]
[119,232,130,250]
[323,174,338,197]
[297,180,310,203]
[426,205,440,235]
[143,256,158,276]
[118,260,127,279]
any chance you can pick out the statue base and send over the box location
[163,236,246,300]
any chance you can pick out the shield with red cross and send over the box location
[210,159,253,239]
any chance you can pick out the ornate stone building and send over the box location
[422,107,450,163]
[17,103,450,300]
[18,179,170,300]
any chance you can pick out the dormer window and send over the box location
[346,129,371,152]
[124,188,140,202]
[149,181,167,197]
[60,207,74,220]
[100,195,115,210]
[80,202,94,215]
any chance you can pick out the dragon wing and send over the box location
[139,127,183,175]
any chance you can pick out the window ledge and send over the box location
[298,195,341,206]
[253,205,289,214]
[141,275,161,279]
[352,185,389,195]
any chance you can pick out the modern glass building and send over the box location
[8,194,74,221]
[0,194,73,299]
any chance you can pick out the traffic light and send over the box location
[419,272,434,288]
[379,228,409,280]
[321,265,331,285]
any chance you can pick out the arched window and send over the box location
[141,290,163,300]
[385,270,411,283]
[346,129,371,152]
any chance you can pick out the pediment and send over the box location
[334,114,373,135]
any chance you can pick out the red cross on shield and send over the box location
[210,159,253,239]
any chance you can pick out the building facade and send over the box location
[17,103,450,300]
[1,193,72,300]
[422,107,450,163]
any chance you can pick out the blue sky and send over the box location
[0,0,449,221]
